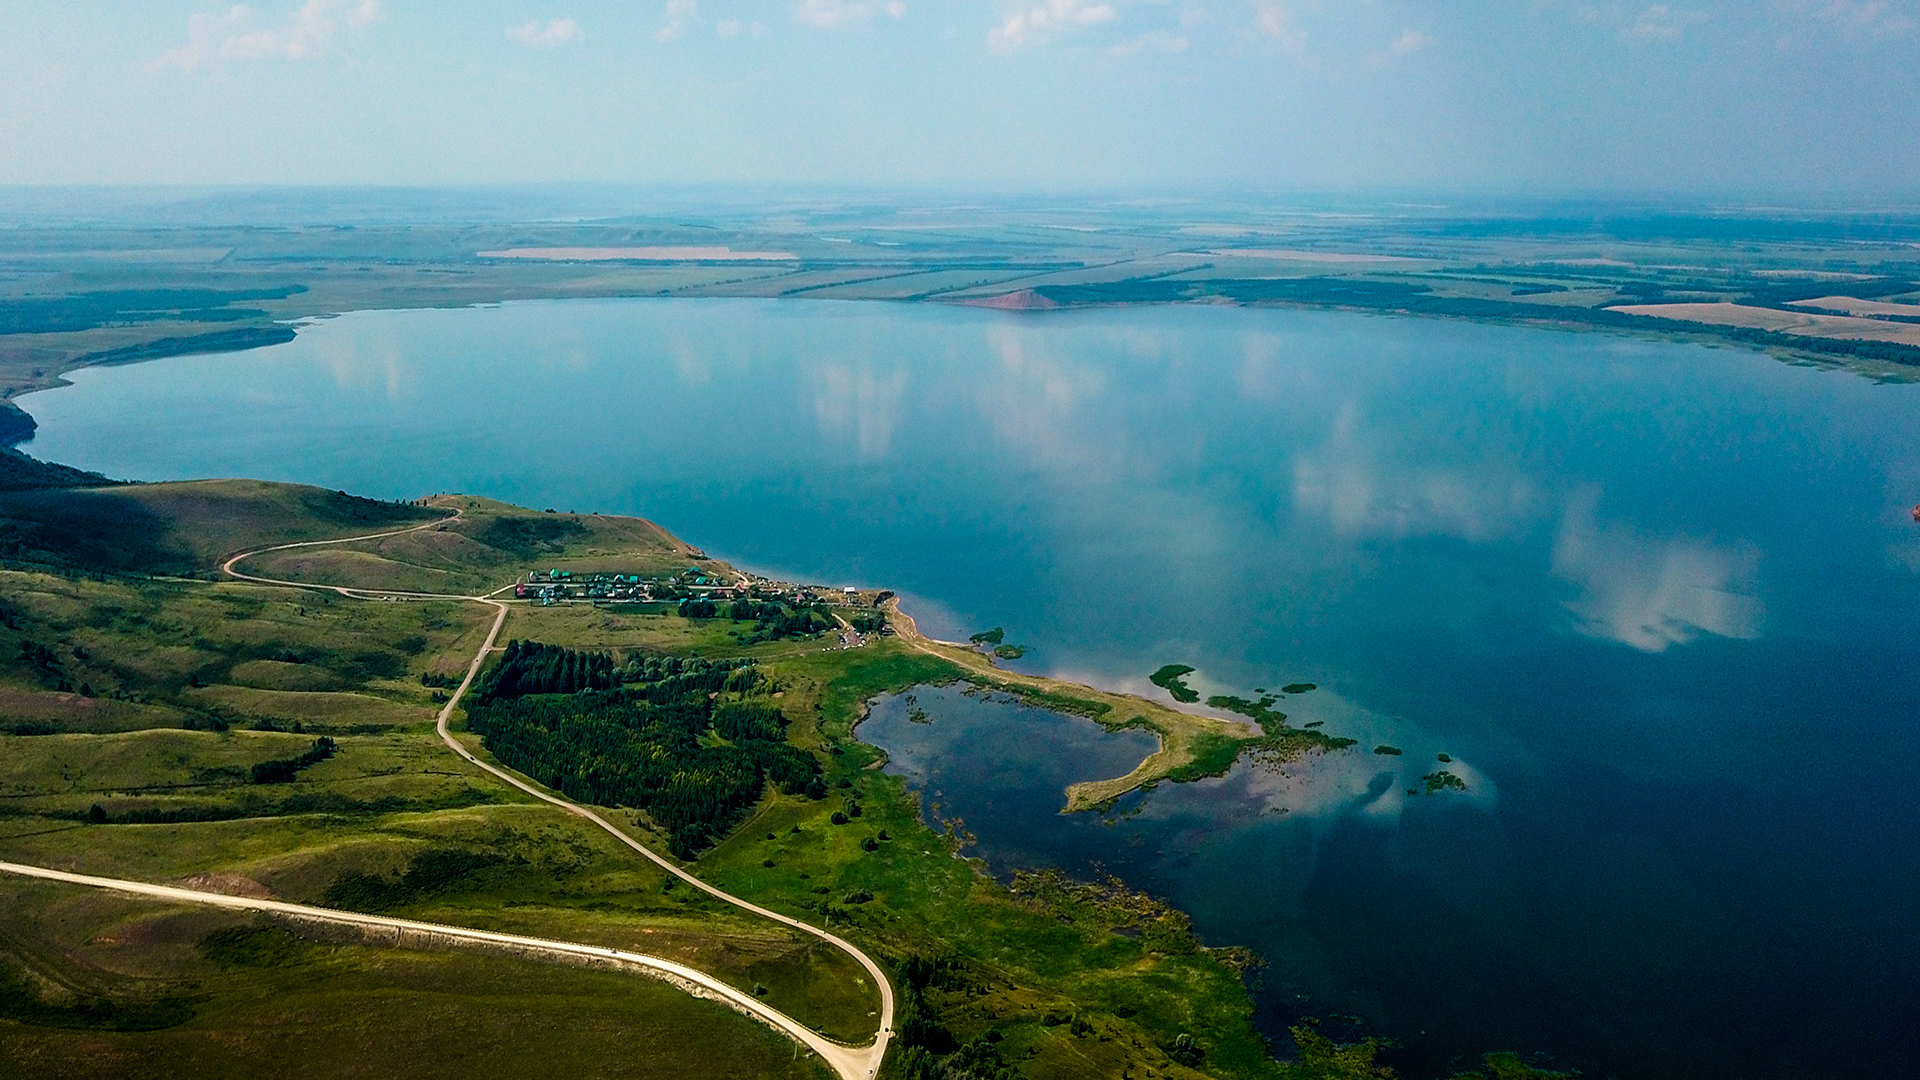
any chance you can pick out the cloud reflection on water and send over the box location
[1551,489,1763,651]
[811,362,906,459]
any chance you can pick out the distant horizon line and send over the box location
[1,183,1917,225]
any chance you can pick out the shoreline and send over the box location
[10,284,1919,446]
[878,596,1272,811]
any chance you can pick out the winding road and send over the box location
[1,506,893,1080]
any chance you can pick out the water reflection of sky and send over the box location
[23,298,1920,1079]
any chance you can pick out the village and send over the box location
[511,565,893,650]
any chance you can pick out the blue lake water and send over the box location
[22,299,1920,1078]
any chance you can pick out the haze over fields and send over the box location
[2,1,1918,196]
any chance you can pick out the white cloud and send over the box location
[1551,492,1763,652]
[793,0,907,28]
[1387,27,1432,55]
[1366,25,1431,66]
[150,0,381,73]
[509,17,581,47]
[716,18,743,36]
[1772,0,1918,42]
[1627,4,1699,40]
[1248,0,1305,50]
[989,0,1118,51]
[656,0,699,41]
[1111,29,1189,55]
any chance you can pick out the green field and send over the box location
[0,878,830,1080]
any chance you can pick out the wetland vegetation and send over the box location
[1149,664,1200,703]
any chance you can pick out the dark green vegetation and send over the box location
[470,513,587,557]
[712,597,835,644]
[71,326,298,367]
[968,627,1005,646]
[1153,683,1354,784]
[1281,683,1317,695]
[1373,745,1402,756]
[991,644,1025,660]
[248,736,336,784]
[324,847,514,912]
[1149,664,1199,703]
[0,286,304,336]
[0,449,117,493]
[470,640,618,697]
[1164,732,1255,784]
[0,479,439,578]
[464,643,825,858]
[0,955,197,1032]
[1207,694,1288,729]
[1421,772,1468,795]
[1447,1052,1575,1080]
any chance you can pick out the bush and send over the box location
[249,737,336,784]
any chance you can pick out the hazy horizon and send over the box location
[4,1,1917,198]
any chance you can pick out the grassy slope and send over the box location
[0,566,492,734]
[0,449,117,492]
[0,880,828,1080]
[0,479,442,577]
[240,495,697,596]
[0,479,1395,1079]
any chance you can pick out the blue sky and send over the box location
[2,1,1915,196]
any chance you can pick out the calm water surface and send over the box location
[23,299,1920,1078]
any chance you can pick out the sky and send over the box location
[1,1,1916,197]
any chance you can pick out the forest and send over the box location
[466,642,826,857]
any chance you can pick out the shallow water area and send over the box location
[863,684,1526,1075]
[860,685,1159,856]
[21,297,1920,1079]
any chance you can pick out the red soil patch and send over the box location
[959,289,1058,311]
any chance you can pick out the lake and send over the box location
[23,298,1920,1078]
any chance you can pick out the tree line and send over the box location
[679,596,834,640]
[465,644,825,858]
[472,640,618,699]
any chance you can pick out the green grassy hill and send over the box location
[0,448,117,492]
[241,495,698,596]
[0,479,440,576]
